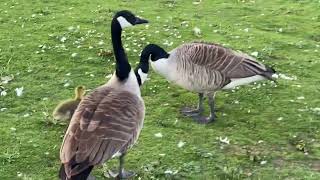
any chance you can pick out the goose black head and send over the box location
[114,10,149,29]
[134,44,170,86]
[141,44,169,62]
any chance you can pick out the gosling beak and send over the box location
[134,17,148,25]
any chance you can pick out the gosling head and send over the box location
[114,10,149,29]
[74,86,86,100]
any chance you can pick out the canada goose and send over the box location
[139,42,276,124]
[52,86,86,121]
[59,10,148,180]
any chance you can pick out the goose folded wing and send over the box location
[185,43,270,78]
[60,89,141,177]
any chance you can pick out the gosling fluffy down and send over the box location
[52,86,85,121]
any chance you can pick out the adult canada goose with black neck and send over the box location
[139,42,276,124]
[59,10,148,180]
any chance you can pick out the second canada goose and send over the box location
[59,10,148,180]
[139,42,276,124]
[52,86,85,121]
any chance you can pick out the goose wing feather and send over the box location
[60,86,144,177]
[176,42,275,79]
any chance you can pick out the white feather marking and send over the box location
[222,75,266,90]
[112,151,122,158]
[117,16,133,29]
[138,68,148,84]
[106,70,141,96]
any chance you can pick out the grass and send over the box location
[1,0,320,179]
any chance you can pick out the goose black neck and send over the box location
[111,18,131,81]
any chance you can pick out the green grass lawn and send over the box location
[1,0,320,179]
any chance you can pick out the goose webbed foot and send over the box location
[181,93,204,117]
[118,170,135,179]
[191,115,216,124]
[106,169,135,179]
[180,106,203,116]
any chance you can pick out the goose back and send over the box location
[60,85,145,177]
[167,42,275,92]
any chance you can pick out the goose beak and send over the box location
[134,17,148,25]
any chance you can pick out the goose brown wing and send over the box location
[177,42,274,79]
[60,86,144,177]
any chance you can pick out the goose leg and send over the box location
[192,94,216,124]
[180,93,204,116]
[107,153,135,179]
[118,154,135,179]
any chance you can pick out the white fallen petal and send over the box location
[64,83,70,87]
[23,113,30,117]
[260,160,267,165]
[68,26,74,31]
[71,53,77,57]
[1,90,7,96]
[177,141,186,148]
[15,87,24,96]
[192,0,202,5]
[297,96,305,100]
[98,41,104,45]
[219,136,230,144]
[17,172,23,177]
[278,73,297,80]
[1,75,14,84]
[311,108,320,115]
[154,133,163,138]
[193,27,201,37]
[164,170,173,174]
[10,127,16,131]
[1,108,7,111]
[251,51,259,57]
[60,36,67,42]
[277,117,283,121]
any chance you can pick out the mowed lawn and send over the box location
[1,0,320,179]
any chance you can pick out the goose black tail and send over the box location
[59,164,93,180]
[263,65,277,81]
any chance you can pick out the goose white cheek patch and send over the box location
[117,16,133,29]
[138,69,148,84]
